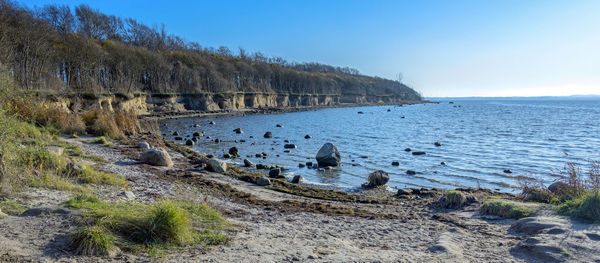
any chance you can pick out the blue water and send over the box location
[159,99,600,192]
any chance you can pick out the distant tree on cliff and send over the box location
[0,0,421,101]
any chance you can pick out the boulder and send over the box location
[140,148,174,167]
[284,144,297,149]
[263,131,273,138]
[257,177,271,186]
[548,181,571,196]
[365,170,389,188]
[207,158,227,173]
[316,143,341,167]
[291,175,302,184]
[243,159,253,167]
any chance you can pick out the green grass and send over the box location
[65,164,127,187]
[480,199,540,219]
[93,136,112,147]
[558,191,600,223]
[17,146,63,171]
[72,225,120,256]
[66,194,228,255]
[0,201,29,216]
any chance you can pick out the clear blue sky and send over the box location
[20,0,600,97]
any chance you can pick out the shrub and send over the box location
[480,199,540,219]
[558,191,600,223]
[17,146,62,170]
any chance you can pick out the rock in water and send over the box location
[233,128,243,134]
[257,177,271,186]
[284,144,297,149]
[291,175,302,184]
[304,134,311,139]
[365,170,389,188]
[193,132,201,137]
[391,161,400,166]
[412,151,426,155]
[434,142,442,147]
[406,170,417,175]
[268,168,282,178]
[185,139,194,146]
[504,169,513,174]
[316,143,341,167]
[243,159,253,167]
[140,148,174,167]
[404,148,412,152]
[548,181,571,196]
[228,147,239,157]
[264,131,273,138]
[209,121,215,125]
[207,158,227,173]
[276,124,283,127]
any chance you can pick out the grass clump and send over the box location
[64,164,127,187]
[480,199,540,219]
[66,194,228,255]
[0,201,29,216]
[72,225,120,256]
[17,146,63,171]
[93,136,112,146]
[558,191,600,223]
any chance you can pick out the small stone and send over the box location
[207,158,227,173]
[291,175,302,184]
[185,139,194,146]
[223,153,232,159]
[209,121,215,125]
[441,162,447,165]
[233,128,243,134]
[298,163,306,168]
[412,151,426,155]
[264,131,273,138]
[214,139,221,143]
[404,148,412,152]
[228,147,239,157]
[119,191,136,200]
[391,161,400,166]
[269,168,282,178]
[173,131,179,136]
[406,170,417,175]
[284,144,297,149]
[243,159,253,167]
[503,169,512,174]
[397,189,412,196]
[174,137,183,140]
[257,177,271,186]
[193,132,201,137]
[434,142,442,147]
[276,124,283,127]
[357,111,364,114]
[306,162,313,167]
[304,134,311,139]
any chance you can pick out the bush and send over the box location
[480,199,540,219]
[558,191,600,223]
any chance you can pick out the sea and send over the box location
[159,97,600,193]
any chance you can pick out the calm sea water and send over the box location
[159,98,600,192]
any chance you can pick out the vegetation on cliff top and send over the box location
[0,0,421,100]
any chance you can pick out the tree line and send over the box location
[0,0,421,100]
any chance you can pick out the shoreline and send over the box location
[142,100,430,120]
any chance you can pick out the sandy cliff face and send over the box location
[43,92,416,115]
